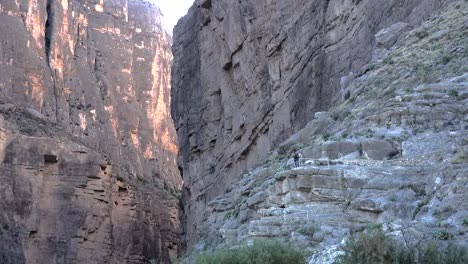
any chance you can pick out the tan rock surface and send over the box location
[0,0,181,263]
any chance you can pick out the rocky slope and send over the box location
[0,0,181,263]
[178,1,468,260]
[171,0,461,250]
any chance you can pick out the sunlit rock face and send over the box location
[0,0,180,263]
[171,0,454,249]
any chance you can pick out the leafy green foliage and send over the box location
[185,240,306,264]
[334,229,468,264]
[334,229,402,264]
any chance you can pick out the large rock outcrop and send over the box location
[171,0,456,249]
[0,0,181,263]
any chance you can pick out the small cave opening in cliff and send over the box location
[44,154,58,163]
[28,230,37,238]
[201,0,212,9]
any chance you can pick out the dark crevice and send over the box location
[45,0,59,121]
[44,0,54,66]
[44,154,58,163]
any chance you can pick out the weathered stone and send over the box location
[247,191,267,208]
[322,141,361,160]
[0,103,15,113]
[361,140,399,160]
[0,116,180,263]
[239,209,254,224]
[312,231,325,242]
[429,29,449,41]
[25,108,47,122]
[0,0,181,263]
[171,3,468,261]
[172,0,454,249]
[375,22,410,49]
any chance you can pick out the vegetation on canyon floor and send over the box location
[334,229,468,264]
[182,239,306,264]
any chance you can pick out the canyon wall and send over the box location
[171,0,455,249]
[0,0,180,263]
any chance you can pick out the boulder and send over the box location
[247,191,267,208]
[375,22,410,49]
[361,140,399,160]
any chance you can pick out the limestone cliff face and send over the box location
[0,0,180,263]
[171,0,454,249]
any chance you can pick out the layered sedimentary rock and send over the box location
[0,112,180,263]
[0,0,180,263]
[171,0,455,249]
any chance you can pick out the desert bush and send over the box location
[448,89,459,97]
[334,229,402,264]
[297,223,320,237]
[334,229,468,264]
[186,239,306,264]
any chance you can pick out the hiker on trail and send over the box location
[294,152,300,168]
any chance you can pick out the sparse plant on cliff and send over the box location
[332,109,352,122]
[297,223,320,237]
[364,129,375,139]
[415,63,436,83]
[383,56,394,65]
[223,208,240,220]
[433,229,452,241]
[136,175,148,184]
[448,89,459,97]
[451,151,467,164]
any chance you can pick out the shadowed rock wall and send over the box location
[171,0,454,249]
[0,0,181,263]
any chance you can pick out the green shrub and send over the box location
[415,29,429,39]
[136,175,148,184]
[186,239,306,264]
[383,56,394,65]
[334,229,402,264]
[433,229,451,240]
[224,208,240,220]
[448,89,459,97]
[367,223,383,231]
[297,224,320,237]
[415,63,436,83]
[420,243,468,264]
[364,129,375,138]
[440,55,452,65]
[451,151,467,164]
[463,217,468,226]
[334,229,468,264]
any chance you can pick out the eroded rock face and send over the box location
[171,0,454,249]
[0,0,179,191]
[0,0,180,263]
[0,114,180,263]
[172,2,468,260]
